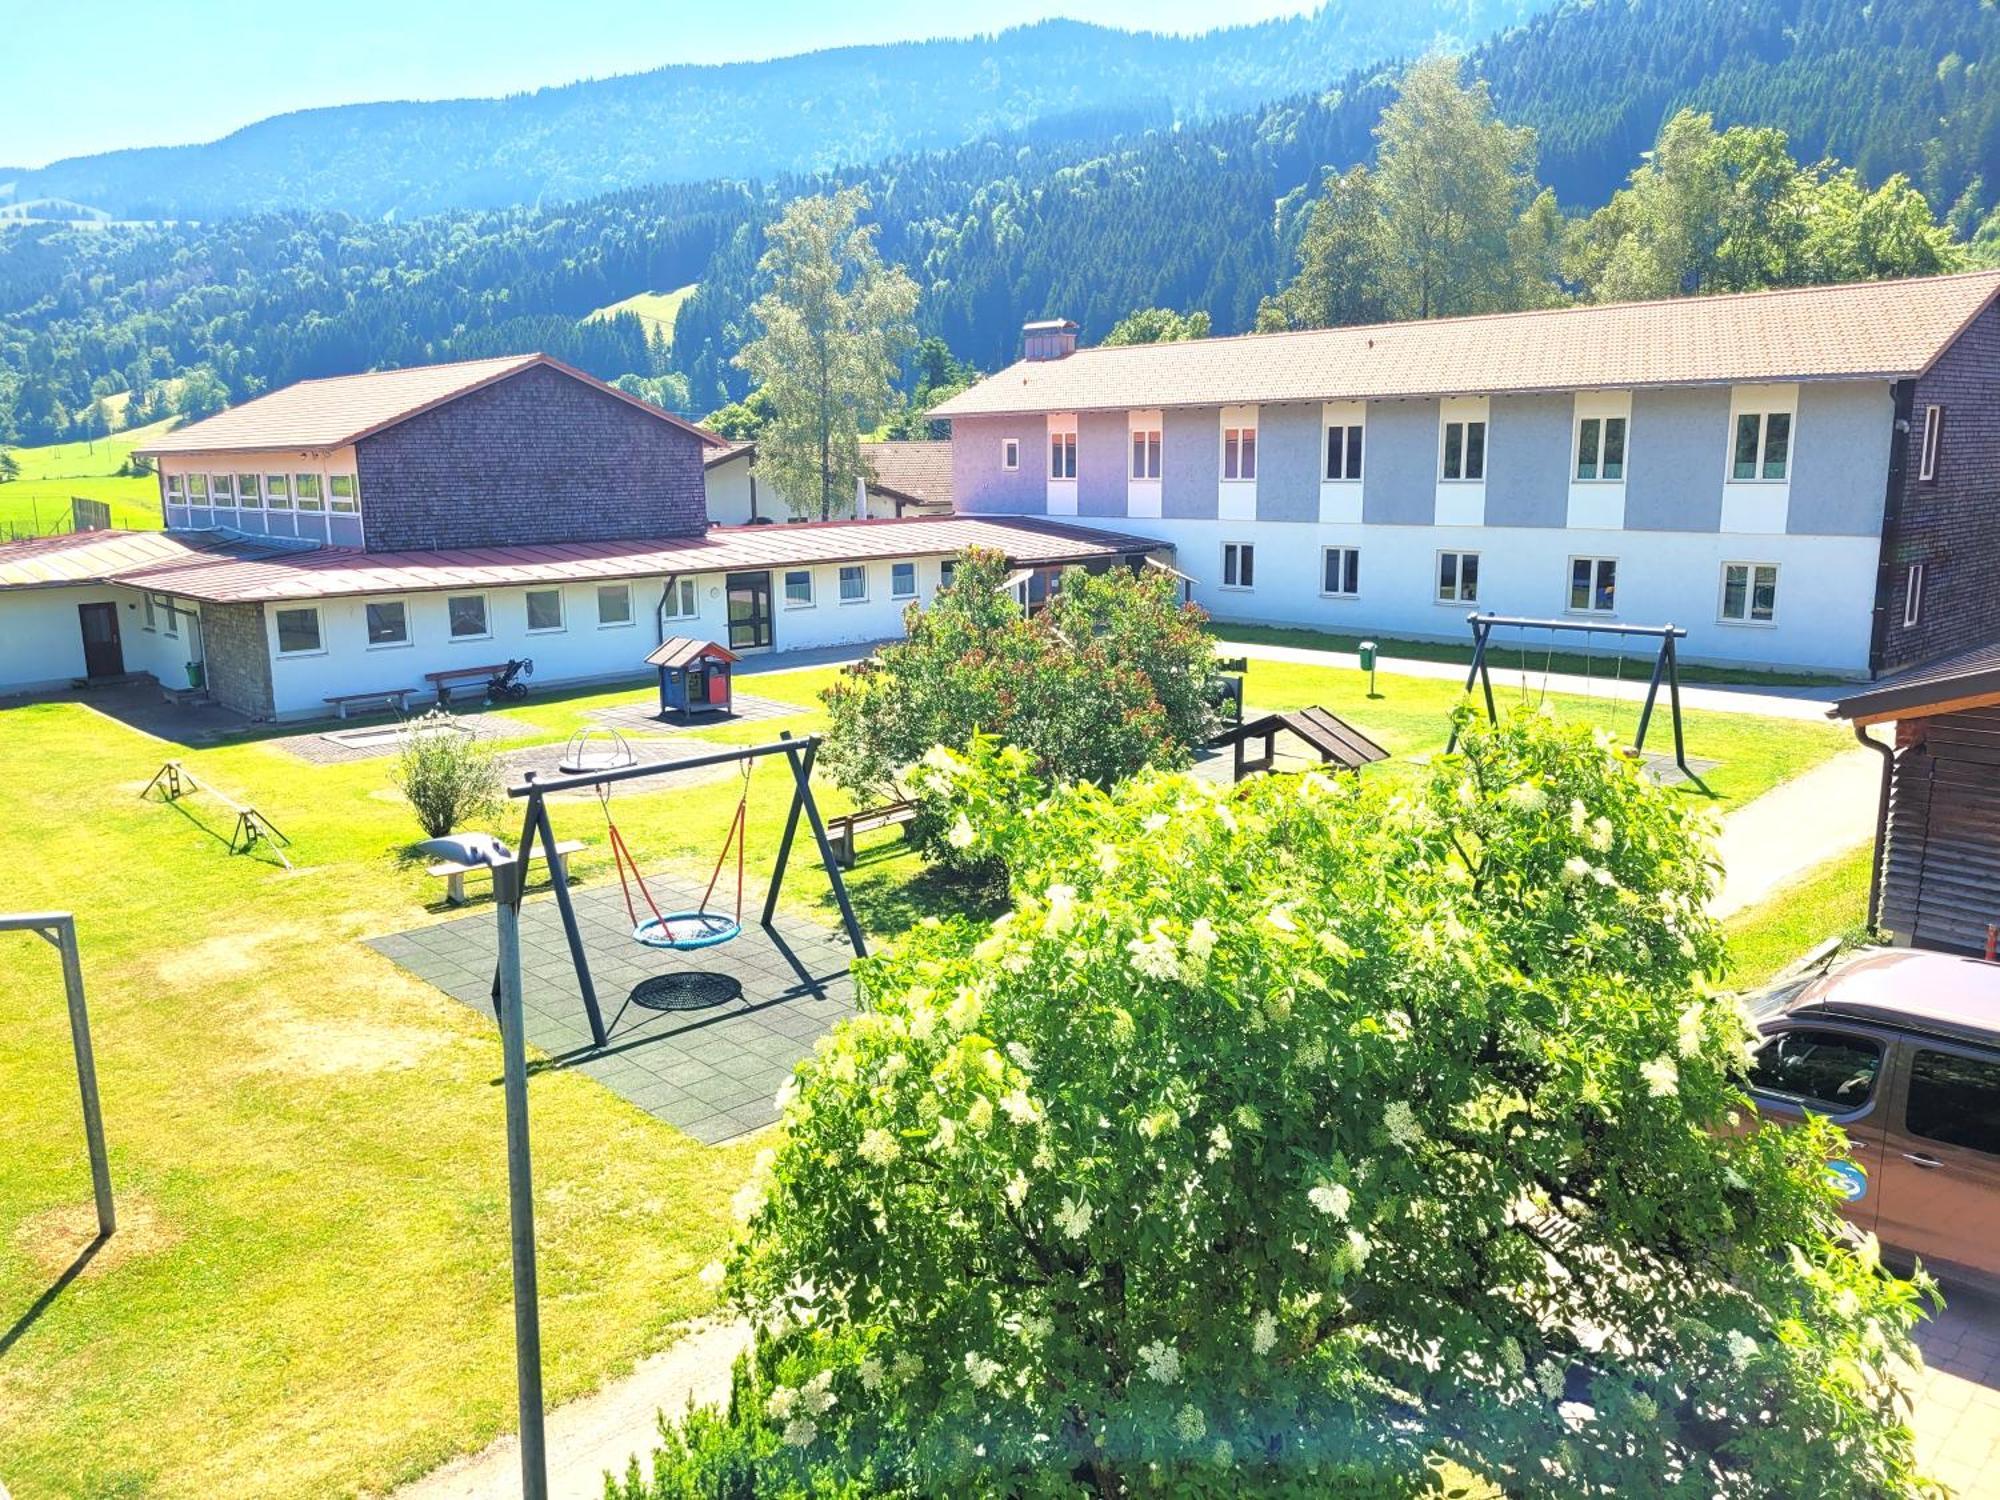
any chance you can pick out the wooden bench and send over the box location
[827,802,917,868]
[424,665,507,706]
[428,839,586,906]
[323,687,416,719]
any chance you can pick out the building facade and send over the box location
[934,273,2000,677]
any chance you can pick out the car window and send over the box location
[1905,1050,2000,1156]
[1748,1029,1882,1112]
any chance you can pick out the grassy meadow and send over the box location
[585,286,697,344]
[0,416,178,535]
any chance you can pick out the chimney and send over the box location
[1022,318,1079,362]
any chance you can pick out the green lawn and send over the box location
[1721,841,1876,988]
[0,661,1851,1496]
[1,416,179,536]
[585,286,696,345]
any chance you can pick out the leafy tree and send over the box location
[1100,307,1213,345]
[610,370,693,415]
[644,711,1933,1498]
[1256,165,1391,330]
[736,188,919,520]
[174,366,231,422]
[702,388,777,440]
[390,711,503,838]
[0,448,17,482]
[882,336,982,440]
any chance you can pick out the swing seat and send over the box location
[634,910,742,951]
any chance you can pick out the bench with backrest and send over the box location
[426,839,587,906]
[323,687,417,720]
[423,664,507,706]
[827,801,918,869]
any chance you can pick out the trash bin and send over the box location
[186,660,205,689]
[1358,641,1377,672]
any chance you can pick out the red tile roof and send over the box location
[932,270,2000,418]
[865,440,953,510]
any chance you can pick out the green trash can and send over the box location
[186,660,205,690]
[1357,641,1378,673]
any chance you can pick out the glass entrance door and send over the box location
[725,571,774,651]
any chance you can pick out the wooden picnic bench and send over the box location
[827,801,917,868]
[323,687,416,719]
[423,664,506,706]
[427,839,586,906]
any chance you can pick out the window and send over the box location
[274,606,322,655]
[1748,1029,1882,1113]
[1732,410,1791,481]
[1049,432,1077,480]
[365,600,409,646]
[1720,563,1778,624]
[1575,415,1626,481]
[185,473,209,503]
[235,473,262,510]
[1222,426,1257,481]
[596,584,632,627]
[328,474,358,513]
[1568,556,1617,614]
[1904,564,1925,629]
[1920,404,1943,482]
[1002,438,1020,472]
[447,594,490,639]
[661,577,699,621]
[143,595,157,632]
[1325,424,1363,482]
[161,597,177,638]
[295,473,323,511]
[1130,427,1162,480]
[839,565,868,602]
[939,559,957,591]
[891,561,917,598]
[211,474,235,506]
[1441,420,1486,482]
[1905,1049,2000,1156]
[165,473,184,502]
[265,474,291,510]
[1221,542,1254,589]
[1321,546,1359,597]
[525,588,564,632]
[1437,551,1480,604]
[784,569,815,607]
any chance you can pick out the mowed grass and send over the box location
[585,286,696,345]
[0,416,179,535]
[1721,841,1876,988]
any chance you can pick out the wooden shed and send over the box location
[1833,643,2000,955]
[646,636,739,721]
[1211,707,1388,783]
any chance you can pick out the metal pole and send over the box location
[493,861,549,1500]
[779,736,867,959]
[1632,635,1671,754]
[53,916,114,1239]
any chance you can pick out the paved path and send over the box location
[1708,748,1881,919]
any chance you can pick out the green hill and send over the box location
[0,416,177,536]
[585,286,697,346]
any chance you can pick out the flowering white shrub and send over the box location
[624,710,1934,1499]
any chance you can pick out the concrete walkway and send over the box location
[1708,748,1880,919]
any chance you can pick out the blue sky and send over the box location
[0,1,1311,168]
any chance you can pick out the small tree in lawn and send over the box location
[391,711,503,839]
[625,710,1935,1499]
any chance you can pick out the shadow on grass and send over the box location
[0,1232,106,1359]
[831,844,1009,942]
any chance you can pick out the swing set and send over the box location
[498,729,866,1049]
[1444,611,1697,783]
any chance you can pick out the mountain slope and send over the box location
[0,5,1538,220]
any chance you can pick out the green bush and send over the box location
[390,710,503,839]
[655,710,1933,1498]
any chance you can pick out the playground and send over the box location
[0,648,1860,1497]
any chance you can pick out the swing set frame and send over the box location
[500,730,867,1049]
[1445,611,1696,783]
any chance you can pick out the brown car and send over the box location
[1747,948,2000,1290]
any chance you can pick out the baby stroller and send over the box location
[486,657,534,703]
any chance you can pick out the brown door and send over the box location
[77,602,124,678]
[1873,1042,2000,1280]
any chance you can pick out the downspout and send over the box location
[1852,720,1895,932]
[656,575,680,650]
[1865,379,1917,678]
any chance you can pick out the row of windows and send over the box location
[166,471,358,513]
[1217,543,1784,625]
[1005,403,1954,489]
[781,561,924,607]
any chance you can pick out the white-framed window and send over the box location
[1321,546,1359,597]
[891,561,917,598]
[1567,556,1618,614]
[1130,425,1162,480]
[1222,425,1257,481]
[366,599,410,647]
[210,474,235,506]
[1440,420,1486,482]
[1049,431,1077,480]
[165,473,184,502]
[1731,409,1792,481]
[1719,562,1778,625]
[1436,550,1480,604]
[295,473,323,511]
[236,473,262,510]
[264,474,291,510]
[784,569,815,607]
[1002,438,1020,472]
[1920,404,1943,482]
[274,606,323,656]
[839,564,868,602]
[184,473,209,503]
[447,593,490,640]
[660,577,699,621]
[1325,423,1363,482]
[1221,542,1254,589]
[142,595,157,632]
[939,559,957,591]
[596,584,632,627]
[161,597,178,638]
[525,588,565,632]
[1904,564,1925,629]
[1574,415,1626,481]
[328,474,359,513]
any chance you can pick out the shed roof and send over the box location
[1830,640,2000,724]
[647,637,740,669]
[932,271,2000,418]
[1213,708,1390,770]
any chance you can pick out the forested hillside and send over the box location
[0,4,1535,221]
[2,0,1997,444]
